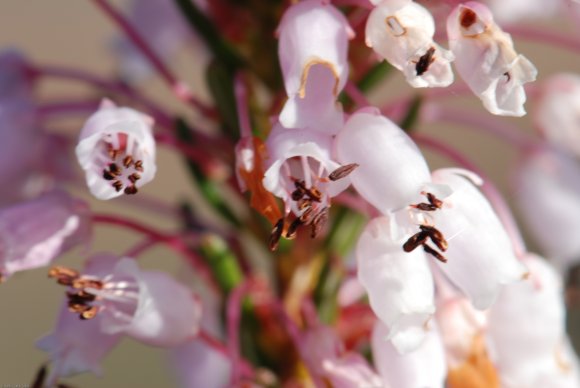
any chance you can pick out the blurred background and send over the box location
[0,0,578,387]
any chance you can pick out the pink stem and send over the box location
[333,0,373,9]
[412,134,527,258]
[505,25,580,55]
[33,65,175,129]
[37,100,101,118]
[92,213,217,287]
[345,80,371,108]
[226,281,251,385]
[198,330,254,378]
[424,104,539,152]
[91,0,216,118]
[123,237,158,258]
[234,73,252,139]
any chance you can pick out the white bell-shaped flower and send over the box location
[447,1,537,116]
[277,0,352,133]
[356,216,435,353]
[366,0,454,88]
[75,99,157,200]
[335,108,431,213]
[513,149,580,271]
[534,73,580,158]
[371,320,446,387]
[488,254,580,388]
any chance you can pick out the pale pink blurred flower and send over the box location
[37,255,124,385]
[366,0,454,88]
[302,325,383,387]
[334,108,431,213]
[487,0,560,24]
[534,73,580,158]
[447,1,537,116]
[75,99,156,200]
[488,254,580,388]
[263,122,350,235]
[113,0,208,82]
[513,149,580,270]
[0,49,33,101]
[371,320,446,388]
[277,0,352,133]
[0,191,89,281]
[49,254,202,347]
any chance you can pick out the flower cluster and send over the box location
[1,0,580,386]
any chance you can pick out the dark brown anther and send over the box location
[305,187,322,202]
[504,72,511,82]
[310,207,329,238]
[403,231,428,252]
[134,160,144,172]
[415,47,436,76]
[31,364,47,388]
[297,198,311,210]
[420,225,448,251]
[68,302,88,313]
[124,185,138,195]
[123,155,133,168]
[286,217,303,239]
[128,173,141,183]
[109,163,121,175]
[49,266,79,279]
[411,192,443,212]
[72,278,103,290]
[423,244,447,263]
[291,188,305,201]
[112,180,124,192]
[103,169,116,180]
[329,163,359,181]
[108,148,119,160]
[269,218,284,251]
[299,206,314,224]
[80,306,99,320]
[460,8,477,28]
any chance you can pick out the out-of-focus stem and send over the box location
[413,133,527,259]
[333,0,373,9]
[36,100,101,118]
[91,213,217,287]
[234,73,252,139]
[345,80,371,108]
[197,329,255,378]
[226,281,251,384]
[91,0,216,118]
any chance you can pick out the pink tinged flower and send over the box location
[513,149,580,270]
[36,301,122,386]
[365,0,454,88]
[487,0,560,24]
[262,123,352,244]
[75,99,157,200]
[427,168,527,309]
[447,2,537,116]
[49,255,202,347]
[356,216,435,353]
[534,73,580,158]
[334,109,431,213]
[0,191,89,280]
[371,320,446,388]
[277,0,352,133]
[487,254,580,388]
[302,325,383,387]
[170,339,232,388]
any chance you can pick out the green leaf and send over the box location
[399,94,423,132]
[199,234,244,294]
[357,61,393,93]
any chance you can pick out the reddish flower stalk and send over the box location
[91,213,217,288]
[226,281,252,384]
[91,0,216,118]
[345,80,371,108]
[412,133,527,259]
[36,99,101,119]
[197,329,254,378]
[234,73,252,139]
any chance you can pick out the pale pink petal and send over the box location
[0,49,33,101]
[488,0,560,24]
[447,2,537,116]
[0,191,90,279]
[487,254,580,388]
[170,339,232,388]
[427,169,527,309]
[534,73,580,158]
[75,99,157,200]
[357,216,435,353]
[372,320,446,388]
[335,109,431,213]
[366,1,454,88]
[513,149,580,270]
[36,302,122,385]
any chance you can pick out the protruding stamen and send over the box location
[134,160,144,172]
[411,192,443,211]
[269,218,284,251]
[415,47,436,76]
[80,306,99,320]
[403,223,448,263]
[124,186,138,195]
[328,163,359,181]
[123,155,133,168]
[403,231,428,252]
[420,225,448,251]
[286,217,303,239]
[112,180,123,192]
[423,244,447,263]
[310,207,329,238]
